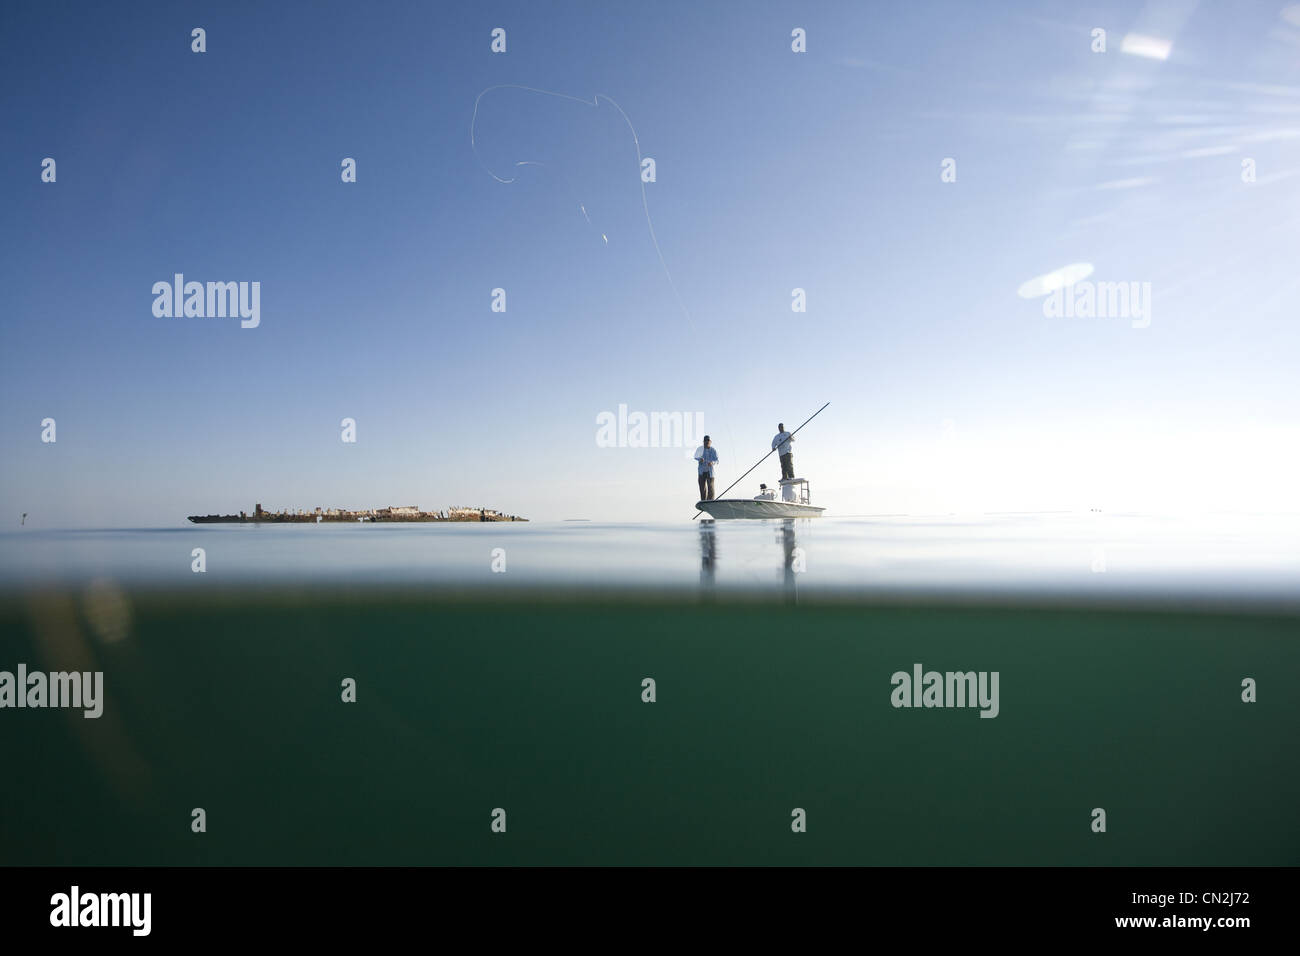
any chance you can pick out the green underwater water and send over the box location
[1,589,1296,865]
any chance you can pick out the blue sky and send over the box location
[3,0,1299,525]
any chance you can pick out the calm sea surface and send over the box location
[3,515,1298,866]
[1,513,1297,602]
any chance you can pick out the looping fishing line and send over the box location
[471,84,738,481]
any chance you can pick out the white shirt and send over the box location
[754,489,776,500]
[772,431,794,455]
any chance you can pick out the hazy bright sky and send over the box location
[3,0,1299,526]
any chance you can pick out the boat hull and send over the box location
[695,499,825,519]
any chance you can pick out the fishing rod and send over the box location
[692,402,830,520]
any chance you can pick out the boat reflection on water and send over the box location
[777,519,799,604]
[698,520,718,598]
[697,518,804,603]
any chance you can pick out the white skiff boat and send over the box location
[696,478,826,519]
